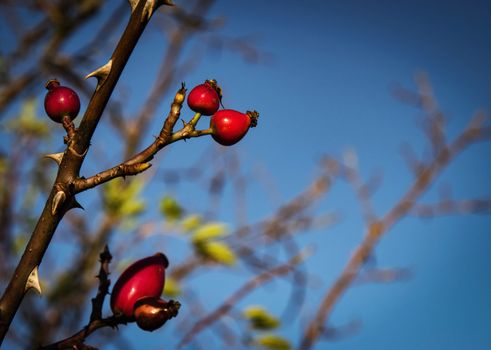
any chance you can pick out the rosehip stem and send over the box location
[62,115,76,142]
[189,112,202,127]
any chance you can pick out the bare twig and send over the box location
[298,118,491,350]
[0,0,172,342]
[177,249,312,348]
[90,245,112,322]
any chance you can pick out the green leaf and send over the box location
[160,195,183,221]
[119,199,145,216]
[191,222,228,242]
[163,277,181,297]
[103,178,145,217]
[243,306,280,330]
[4,98,49,138]
[196,241,236,266]
[180,214,203,232]
[255,335,291,350]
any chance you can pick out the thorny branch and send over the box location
[0,0,174,343]
[38,246,124,350]
[71,84,213,193]
[89,245,112,323]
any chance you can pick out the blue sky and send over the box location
[113,1,491,349]
[2,1,491,349]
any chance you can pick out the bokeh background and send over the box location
[1,1,490,349]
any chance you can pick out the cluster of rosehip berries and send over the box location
[110,253,180,331]
[43,78,258,147]
[187,79,258,146]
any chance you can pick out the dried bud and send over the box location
[134,297,181,331]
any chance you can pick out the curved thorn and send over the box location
[68,144,89,158]
[25,266,42,294]
[66,197,85,212]
[44,152,64,165]
[85,59,113,88]
[51,191,66,216]
[128,0,138,11]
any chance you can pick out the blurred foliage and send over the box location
[160,195,184,222]
[180,214,203,232]
[254,334,291,350]
[163,277,181,298]
[243,306,280,331]
[195,240,236,266]
[191,222,228,242]
[4,98,49,138]
[103,178,146,217]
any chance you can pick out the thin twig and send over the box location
[298,118,491,350]
[90,245,112,322]
[177,249,312,348]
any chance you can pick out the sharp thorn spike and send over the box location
[85,59,113,88]
[25,266,42,294]
[51,191,66,216]
[44,152,64,165]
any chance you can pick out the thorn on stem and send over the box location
[25,266,42,294]
[44,152,64,165]
[68,197,85,211]
[85,60,113,89]
[51,191,66,216]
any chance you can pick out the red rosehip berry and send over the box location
[187,79,221,116]
[44,79,81,123]
[110,253,169,317]
[134,297,181,332]
[210,109,259,146]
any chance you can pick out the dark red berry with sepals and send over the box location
[187,79,221,115]
[210,109,259,146]
[44,79,80,123]
[134,297,181,332]
[110,253,169,317]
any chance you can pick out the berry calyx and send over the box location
[110,253,169,317]
[187,79,222,116]
[210,109,259,146]
[134,297,181,332]
[44,79,80,123]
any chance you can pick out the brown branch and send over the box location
[0,0,171,343]
[89,245,112,323]
[39,315,129,350]
[38,246,125,349]
[0,70,37,114]
[177,249,312,348]
[71,84,213,193]
[124,0,216,159]
[298,118,491,350]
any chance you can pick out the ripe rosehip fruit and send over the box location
[187,80,221,115]
[44,79,80,123]
[210,109,259,146]
[134,297,181,332]
[110,253,169,317]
